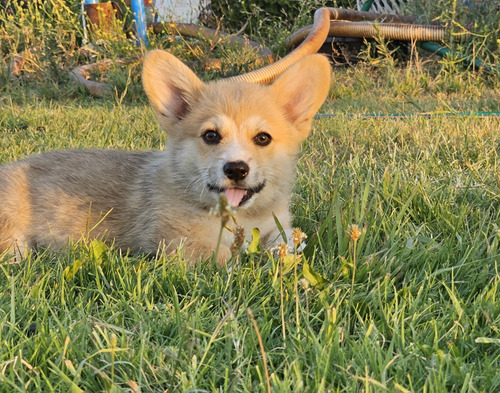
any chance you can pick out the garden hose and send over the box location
[419,42,498,73]
[314,111,500,119]
[150,22,274,59]
[360,0,376,12]
[223,7,331,84]
[285,22,447,49]
[227,7,445,84]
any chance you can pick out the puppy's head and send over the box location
[143,50,331,210]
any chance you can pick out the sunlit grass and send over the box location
[0,93,498,391]
[0,0,499,391]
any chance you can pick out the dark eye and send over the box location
[254,132,272,146]
[202,129,222,145]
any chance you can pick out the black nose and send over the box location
[223,161,249,181]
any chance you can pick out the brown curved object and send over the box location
[70,56,141,97]
[231,7,445,84]
[286,21,447,49]
[332,22,446,41]
[151,22,274,59]
[70,62,113,97]
[325,7,418,24]
[224,7,331,84]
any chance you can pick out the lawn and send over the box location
[0,0,499,392]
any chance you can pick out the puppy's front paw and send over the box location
[213,245,232,267]
[181,240,232,267]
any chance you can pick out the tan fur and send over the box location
[0,50,331,264]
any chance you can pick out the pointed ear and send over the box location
[271,55,331,139]
[142,50,204,130]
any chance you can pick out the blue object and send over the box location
[131,0,149,47]
[84,0,99,4]
[314,112,500,119]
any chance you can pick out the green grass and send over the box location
[0,83,499,392]
[1,0,500,391]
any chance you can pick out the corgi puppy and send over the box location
[0,50,331,264]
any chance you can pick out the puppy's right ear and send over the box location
[142,50,204,130]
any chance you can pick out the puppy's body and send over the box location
[0,51,331,263]
[0,149,287,260]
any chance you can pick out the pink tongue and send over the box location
[225,188,246,207]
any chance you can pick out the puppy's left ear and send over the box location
[143,50,204,131]
[271,54,331,140]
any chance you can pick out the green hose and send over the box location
[419,42,498,73]
[314,111,500,119]
[361,0,375,12]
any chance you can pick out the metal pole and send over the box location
[131,0,149,47]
